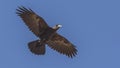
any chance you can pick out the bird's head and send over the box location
[56,24,62,28]
[53,24,62,30]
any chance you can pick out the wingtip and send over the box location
[16,6,33,16]
[67,47,77,58]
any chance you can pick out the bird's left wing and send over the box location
[16,6,49,37]
[46,33,77,58]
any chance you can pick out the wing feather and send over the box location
[47,33,77,58]
[16,6,49,37]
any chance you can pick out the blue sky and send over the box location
[0,0,120,68]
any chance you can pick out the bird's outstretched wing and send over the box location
[47,33,77,58]
[16,6,49,37]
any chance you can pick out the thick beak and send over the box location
[52,24,62,31]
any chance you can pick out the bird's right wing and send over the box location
[47,33,77,58]
[16,6,49,37]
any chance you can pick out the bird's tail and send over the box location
[28,40,45,55]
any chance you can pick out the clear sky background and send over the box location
[0,0,120,68]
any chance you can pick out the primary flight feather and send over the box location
[16,6,77,58]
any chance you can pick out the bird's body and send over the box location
[16,6,77,58]
[39,27,56,40]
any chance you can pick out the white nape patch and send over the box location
[58,24,62,27]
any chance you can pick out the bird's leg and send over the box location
[35,39,44,47]
[37,37,46,46]
[38,39,40,42]
[37,37,41,42]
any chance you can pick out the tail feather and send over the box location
[28,40,45,55]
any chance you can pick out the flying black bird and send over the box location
[16,6,77,58]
